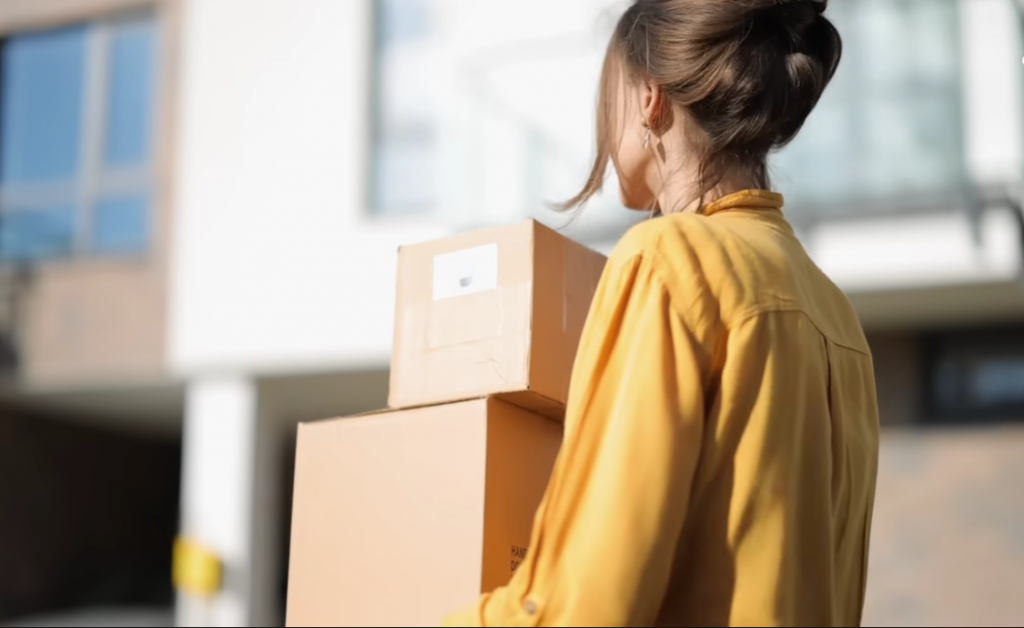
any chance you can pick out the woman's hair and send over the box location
[563,0,842,212]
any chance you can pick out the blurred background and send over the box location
[0,0,1022,626]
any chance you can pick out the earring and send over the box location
[642,119,652,149]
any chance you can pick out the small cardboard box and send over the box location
[285,397,562,627]
[389,220,606,419]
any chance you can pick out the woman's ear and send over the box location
[640,79,663,130]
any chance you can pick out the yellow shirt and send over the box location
[444,190,880,627]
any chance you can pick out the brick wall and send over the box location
[864,427,1024,627]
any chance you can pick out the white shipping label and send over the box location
[432,243,499,301]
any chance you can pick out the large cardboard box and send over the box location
[389,220,606,419]
[286,397,562,627]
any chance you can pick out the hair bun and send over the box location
[753,1,820,52]
[777,0,828,19]
[779,0,827,14]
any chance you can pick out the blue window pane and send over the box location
[373,138,435,213]
[104,18,156,168]
[773,0,961,214]
[0,206,76,260]
[92,195,148,252]
[378,0,430,45]
[971,360,1024,406]
[0,27,86,183]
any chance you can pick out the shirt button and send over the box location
[523,599,538,616]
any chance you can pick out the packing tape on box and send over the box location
[425,282,532,350]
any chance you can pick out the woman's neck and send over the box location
[657,168,762,215]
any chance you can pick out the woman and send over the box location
[445,0,879,625]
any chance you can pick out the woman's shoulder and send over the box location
[601,214,722,319]
[607,211,802,326]
[608,213,713,274]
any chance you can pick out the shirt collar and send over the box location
[703,190,784,217]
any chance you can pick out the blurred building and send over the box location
[0,0,1022,626]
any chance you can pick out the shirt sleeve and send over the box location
[442,251,709,627]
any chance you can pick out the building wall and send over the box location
[7,0,1024,383]
[960,0,1024,185]
[21,258,168,386]
[0,0,153,32]
[167,0,447,377]
[0,0,181,388]
[867,332,924,427]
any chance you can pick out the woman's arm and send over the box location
[443,252,709,627]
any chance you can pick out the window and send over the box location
[926,327,1024,423]
[371,0,437,215]
[0,13,157,262]
[773,0,963,215]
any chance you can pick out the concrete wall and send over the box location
[164,0,637,379]
[960,0,1024,185]
[168,0,448,378]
